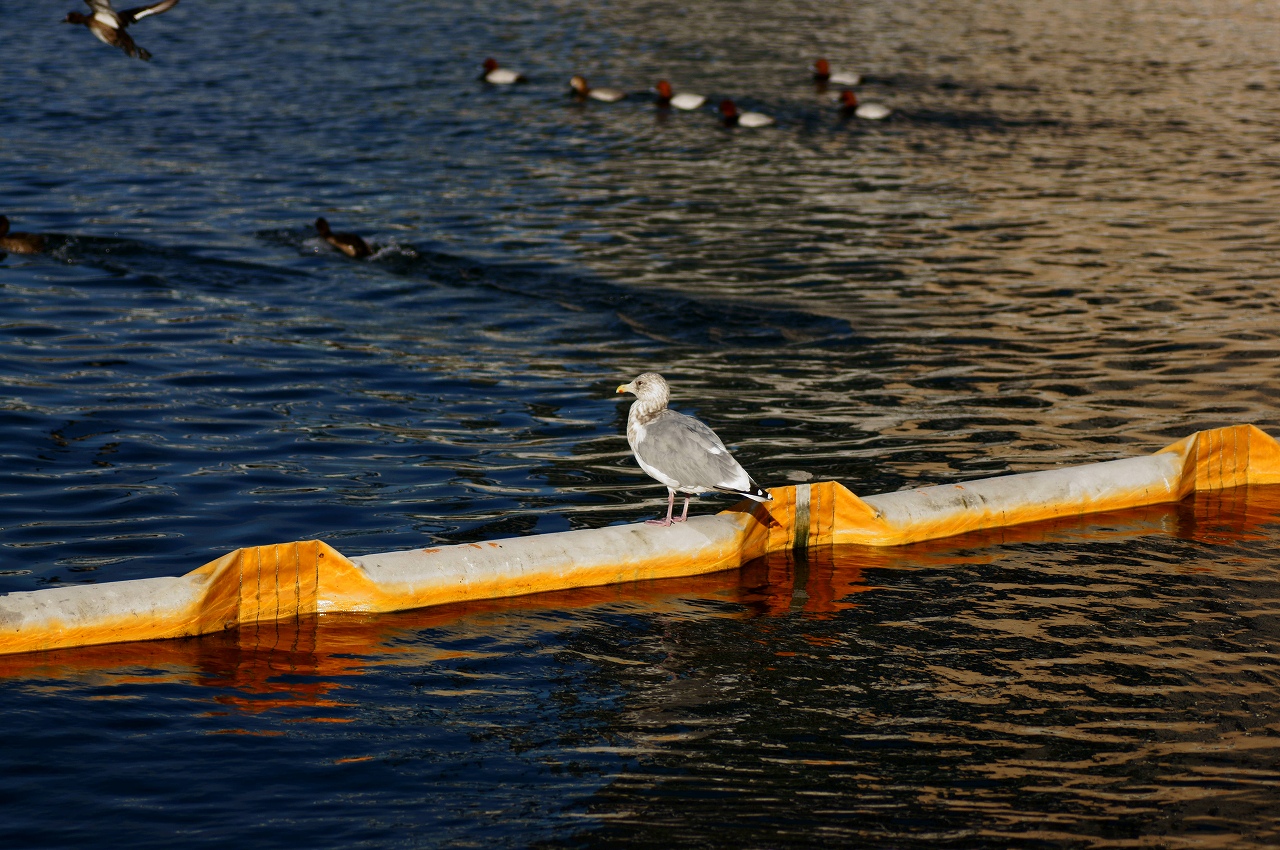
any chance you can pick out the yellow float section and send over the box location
[2,423,1279,657]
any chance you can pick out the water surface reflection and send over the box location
[3,491,1279,846]
[4,0,1280,844]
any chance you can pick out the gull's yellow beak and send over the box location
[616,383,630,394]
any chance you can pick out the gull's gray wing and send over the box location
[634,410,753,494]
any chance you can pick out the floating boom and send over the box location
[1,424,1278,657]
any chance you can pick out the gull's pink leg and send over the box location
[646,490,676,526]
[673,497,690,523]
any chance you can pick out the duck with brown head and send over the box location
[813,58,861,87]
[569,75,626,103]
[838,89,891,121]
[480,58,527,85]
[0,217,47,255]
[654,80,706,111]
[719,99,775,128]
[314,218,372,259]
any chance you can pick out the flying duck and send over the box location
[616,373,771,526]
[63,0,180,62]
[314,218,372,259]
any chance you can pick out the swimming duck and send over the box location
[63,0,179,62]
[314,218,372,259]
[0,217,47,255]
[654,80,706,111]
[569,75,626,102]
[813,58,861,87]
[719,99,775,128]
[480,58,527,85]
[838,90,891,120]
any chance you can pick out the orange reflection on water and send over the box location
[0,564,816,724]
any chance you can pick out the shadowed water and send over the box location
[2,0,1279,846]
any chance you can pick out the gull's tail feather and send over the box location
[717,482,772,503]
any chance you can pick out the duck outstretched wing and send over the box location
[119,0,178,25]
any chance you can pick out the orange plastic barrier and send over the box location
[1,424,1278,657]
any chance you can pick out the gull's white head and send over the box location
[616,372,671,408]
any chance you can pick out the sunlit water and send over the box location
[2,0,1280,846]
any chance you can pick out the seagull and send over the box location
[616,372,771,526]
[0,216,47,255]
[569,75,626,103]
[315,218,372,259]
[63,0,180,62]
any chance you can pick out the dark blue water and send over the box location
[4,0,1280,846]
